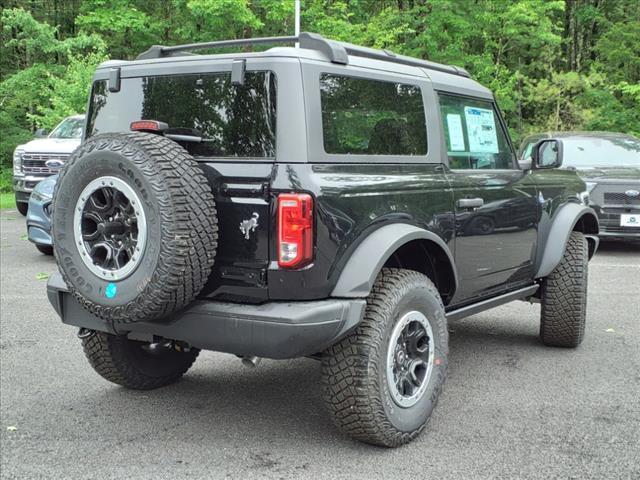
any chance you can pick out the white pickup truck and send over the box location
[13,114,84,215]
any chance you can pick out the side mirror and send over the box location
[531,138,563,169]
[34,128,49,138]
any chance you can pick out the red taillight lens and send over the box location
[130,120,168,132]
[277,193,314,269]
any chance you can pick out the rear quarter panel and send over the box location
[267,163,454,300]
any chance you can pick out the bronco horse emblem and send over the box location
[239,212,260,240]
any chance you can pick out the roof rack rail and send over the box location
[135,32,469,78]
[337,41,470,77]
[137,35,298,60]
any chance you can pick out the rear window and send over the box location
[320,74,427,155]
[87,71,277,158]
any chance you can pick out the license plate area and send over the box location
[620,214,640,227]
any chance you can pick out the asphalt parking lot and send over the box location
[1,208,639,480]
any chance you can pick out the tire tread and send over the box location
[321,268,447,447]
[82,331,199,390]
[540,231,588,347]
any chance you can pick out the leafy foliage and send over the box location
[1,0,639,173]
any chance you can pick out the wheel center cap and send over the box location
[100,221,127,236]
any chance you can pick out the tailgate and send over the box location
[199,162,274,303]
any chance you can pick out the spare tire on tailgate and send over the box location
[52,132,218,324]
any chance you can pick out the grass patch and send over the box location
[0,168,12,193]
[0,192,14,210]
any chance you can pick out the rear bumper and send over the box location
[47,272,366,359]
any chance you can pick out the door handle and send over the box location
[457,197,484,209]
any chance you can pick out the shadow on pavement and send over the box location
[66,314,541,447]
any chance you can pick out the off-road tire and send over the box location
[16,200,28,216]
[52,132,218,324]
[321,268,448,447]
[540,231,588,347]
[82,331,199,390]
[36,244,53,256]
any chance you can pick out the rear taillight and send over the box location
[277,193,314,269]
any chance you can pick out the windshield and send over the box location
[87,71,277,159]
[49,117,84,139]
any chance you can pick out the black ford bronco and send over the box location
[48,33,599,447]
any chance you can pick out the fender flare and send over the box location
[331,223,458,298]
[534,203,599,279]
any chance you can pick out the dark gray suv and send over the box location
[519,132,640,241]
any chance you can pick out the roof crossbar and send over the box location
[135,32,469,78]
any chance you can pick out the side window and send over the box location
[320,74,427,155]
[438,93,513,169]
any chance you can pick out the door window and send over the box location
[320,74,427,155]
[438,93,513,169]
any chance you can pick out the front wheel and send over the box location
[16,200,28,216]
[540,231,589,347]
[82,331,199,390]
[321,268,448,447]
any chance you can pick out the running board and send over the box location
[445,284,539,321]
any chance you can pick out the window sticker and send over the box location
[464,106,499,154]
[446,114,465,151]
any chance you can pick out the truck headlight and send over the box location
[13,148,24,175]
[584,181,597,193]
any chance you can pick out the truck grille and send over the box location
[591,183,640,207]
[21,153,69,175]
[604,192,640,206]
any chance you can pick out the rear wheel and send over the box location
[321,268,448,447]
[540,231,588,347]
[16,200,28,216]
[81,331,199,390]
